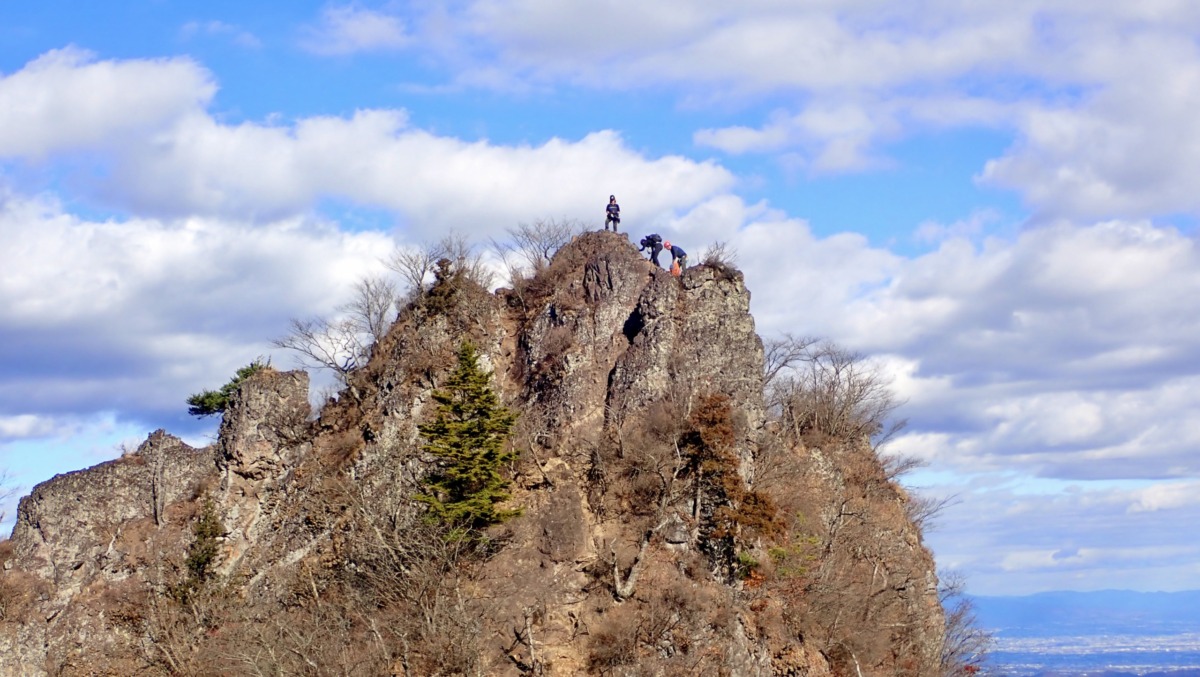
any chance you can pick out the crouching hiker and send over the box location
[605,195,621,231]
[638,233,664,267]
[664,240,687,275]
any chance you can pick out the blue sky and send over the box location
[3,1,1200,597]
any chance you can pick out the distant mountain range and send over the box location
[971,590,1200,637]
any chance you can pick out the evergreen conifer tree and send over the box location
[186,358,269,417]
[417,341,518,531]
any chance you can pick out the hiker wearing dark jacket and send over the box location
[663,240,687,270]
[605,195,620,231]
[638,233,663,267]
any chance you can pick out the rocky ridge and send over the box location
[0,231,945,676]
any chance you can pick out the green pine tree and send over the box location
[172,497,224,604]
[185,498,223,583]
[186,358,269,417]
[416,341,519,531]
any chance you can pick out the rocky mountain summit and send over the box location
[1,232,946,676]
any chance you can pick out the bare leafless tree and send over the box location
[274,272,401,385]
[770,339,907,446]
[388,233,494,301]
[880,452,927,481]
[0,468,16,529]
[904,491,958,531]
[699,240,740,268]
[938,571,993,676]
[386,244,441,299]
[434,232,494,289]
[763,333,819,390]
[273,316,365,384]
[331,474,494,676]
[490,219,579,314]
[494,219,579,276]
[340,274,399,346]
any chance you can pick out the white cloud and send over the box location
[642,196,1197,484]
[109,113,734,232]
[633,201,1200,483]
[0,190,393,421]
[0,49,735,232]
[180,20,262,48]
[793,220,1200,480]
[696,94,1011,171]
[300,5,410,55]
[842,220,1200,360]
[402,3,1200,220]
[1127,481,1200,513]
[449,1,1035,91]
[0,415,58,439]
[913,476,1200,593]
[0,48,215,158]
[695,103,898,174]
[981,54,1200,218]
[669,198,902,335]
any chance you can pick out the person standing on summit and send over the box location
[605,195,620,231]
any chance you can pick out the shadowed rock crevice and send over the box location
[621,306,645,344]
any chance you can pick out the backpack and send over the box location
[647,233,662,245]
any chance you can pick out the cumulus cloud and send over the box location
[638,193,902,336]
[695,95,1011,172]
[300,5,411,55]
[448,1,1035,91]
[0,415,59,439]
[1127,481,1200,513]
[108,114,734,231]
[590,199,1199,495]
[0,190,392,427]
[0,49,735,232]
[981,49,1200,218]
[695,103,897,174]
[838,221,1200,479]
[919,477,1200,593]
[0,48,215,158]
[397,2,1200,220]
[650,196,1200,484]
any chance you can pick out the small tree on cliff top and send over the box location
[417,342,519,531]
[186,358,269,417]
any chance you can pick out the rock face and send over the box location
[4,430,217,674]
[12,430,213,583]
[0,232,945,676]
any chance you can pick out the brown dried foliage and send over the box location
[588,571,732,676]
[683,394,783,548]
